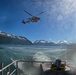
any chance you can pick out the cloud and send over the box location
[48,0,76,17]
[35,0,76,32]
[57,15,63,21]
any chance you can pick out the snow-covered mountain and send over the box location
[33,40,68,45]
[56,40,68,45]
[0,31,32,45]
[34,40,48,44]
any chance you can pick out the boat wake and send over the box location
[11,51,51,75]
[33,51,51,61]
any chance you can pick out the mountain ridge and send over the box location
[0,31,32,45]
[33,40,68,45]
[0,31,70,45]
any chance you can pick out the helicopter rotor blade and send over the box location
[36,12,44,16]
[24,10,33,16]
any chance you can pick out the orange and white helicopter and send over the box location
[22,10,44,24]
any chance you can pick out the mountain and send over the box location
[0,31,32,45]
[33,40,68,46]
[33,40,48,45]
[33,40,55,45]
[56,41,68,45]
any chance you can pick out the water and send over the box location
[0,45,70,64]
[0,44,76,75]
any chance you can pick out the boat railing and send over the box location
[0,60,17,75]
[0,60,52,75]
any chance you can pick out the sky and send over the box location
[0,0,76,42]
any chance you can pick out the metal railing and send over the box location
[0,60,52,75]
[0,61,17,75]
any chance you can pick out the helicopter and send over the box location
[22,10,44,24]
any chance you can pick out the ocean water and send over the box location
[0,45,68,63]
[0,44,76,75]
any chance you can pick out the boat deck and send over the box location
[0,60,74,75]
